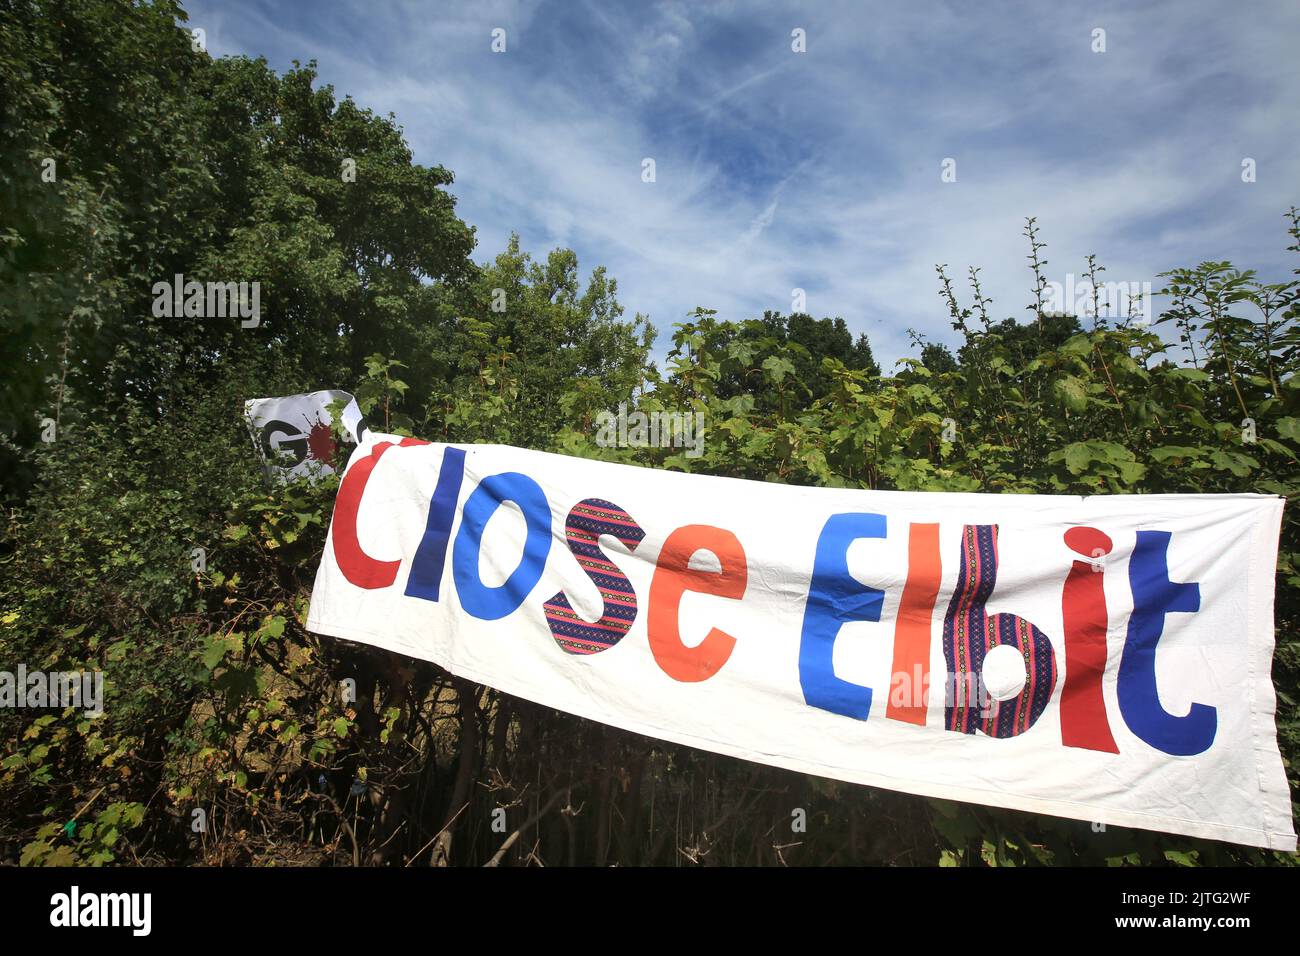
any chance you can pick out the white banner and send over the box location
[306,435,1295,849]
[243,390,367,480]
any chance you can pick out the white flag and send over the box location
[243,390,367,480]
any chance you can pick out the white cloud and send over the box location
[184,0,1300,366]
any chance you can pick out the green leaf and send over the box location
[1053,375,1088,412]
[202,633,243,671]
[19,840,48,867]
[1276,417,1300,441]
[761,355,796,385]
[1063,443,1091,475]
[1150,445,1204,463]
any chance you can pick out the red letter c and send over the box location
[332,438,428,589]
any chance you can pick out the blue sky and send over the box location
[183,0,1300,366]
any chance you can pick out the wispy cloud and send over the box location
[185,0,1300,366]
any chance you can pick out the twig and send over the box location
[405,800,469,867]
[483,788,570,867]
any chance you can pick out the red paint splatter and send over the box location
[306,418,337,468]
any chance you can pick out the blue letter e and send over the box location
[799,513,887,720]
